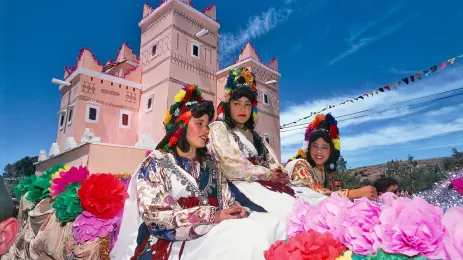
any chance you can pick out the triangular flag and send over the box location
[376,90,379,94]
[410,75,415,82]
[431,66,437,73]
[348,100,354,103]
[358,96,364,100]
[448,58,455,66]
[321,108,327,111]
[424,69,430,76]
[384,85,391,91]
[391,83,396,89]
[369,91,374,96]
[416,72,422,80]
[378,88,385,92]
[363,94,369,97]
[397,81,402,86]
[402,78,409,84]
[440,61,447,70]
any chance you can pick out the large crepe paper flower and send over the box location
[336,250,353,260]
[264,230,346,260]
[53,183,83,223]
[451,176,463,196]
[374,197,446,259]
[49,166,89,196]
[366,249,427,260]
[306,193,353,239]
[50,164,71,180]
[14,175,36,200]
[341,197,381,256]
[78,173,129,219]
[26,164,66,203]
[286,198,312,237]
[377,192,397,206]
[442,207,463,260]
[73,211,120,244]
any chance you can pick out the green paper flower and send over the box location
[53,182,82,223]
[352,253,367,260]
[13,175,37,200]
[367,249,428,260]
[26,164,65,203]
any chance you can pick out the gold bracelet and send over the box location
[344,189,350,198]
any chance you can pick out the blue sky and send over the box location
[1,0,463,170]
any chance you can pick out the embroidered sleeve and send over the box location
[263,141,283,171]
[137,156,217,241]
[208,122,272,182]
[290,160,332,196]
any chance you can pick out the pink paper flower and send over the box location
[341,197,381,255]
[49,166,89,196]
[306,193,353,239]
[374,197,446,259]
[442,207,463,260]
[378,192,398,206]
[286,198,313,237]
[451,177,463,196]
[72,211,120,244]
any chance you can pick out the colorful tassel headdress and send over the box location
[288,113,341,162]
[156,85,204,152]
[217,67,259,122]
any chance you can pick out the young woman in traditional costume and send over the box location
[111,85,285,260]
[285,113,377,200]
[208,67,326,220]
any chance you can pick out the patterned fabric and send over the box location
[136,150,237,241]
[289,159,348,197]
[208,121,280,182]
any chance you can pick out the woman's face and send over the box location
[310,137,331,167]
[186,114,210,149]
[229,96,252,125]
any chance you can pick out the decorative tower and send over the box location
[137,0,220,145]
[55,45,142,153]
[216,43,281,159]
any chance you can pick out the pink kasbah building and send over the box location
[36,0,281,175]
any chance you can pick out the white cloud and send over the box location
[280,65,463,161]
[219,7,293,65]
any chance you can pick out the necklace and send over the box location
[312,167,325,185]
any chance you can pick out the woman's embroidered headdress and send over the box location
[156,85,204,152]
[217,67,258,121]
[288,113,341,162]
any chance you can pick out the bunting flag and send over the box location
[416,72,422,80]
[279,53,461,129]
[440,61,447,70]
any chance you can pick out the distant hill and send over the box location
[350,157,445,180]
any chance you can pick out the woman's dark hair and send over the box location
[373,177,399,193]
[222,86,257,130]
[306,129,339,174]
[176,100,214,160]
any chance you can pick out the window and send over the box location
[146,95,153,112]
[59,112,66,130]
[264,135,271,145]
[119,110,131,129]
[85,103,100,123]
[151,41,158,58]
[191,42,200,58]
[262,93,270,105]
[67,106,74,126]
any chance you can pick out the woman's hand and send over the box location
[270,168,289,184]
[214,206,248,223]
[349,185,378,200]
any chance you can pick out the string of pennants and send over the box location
[280,53,463,129]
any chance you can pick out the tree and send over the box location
[2,156,38,196]
[334,156,368,189]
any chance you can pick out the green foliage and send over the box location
[334,155,371,189]
[2,156,38,197]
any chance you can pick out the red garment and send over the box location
[256,180,296,197]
